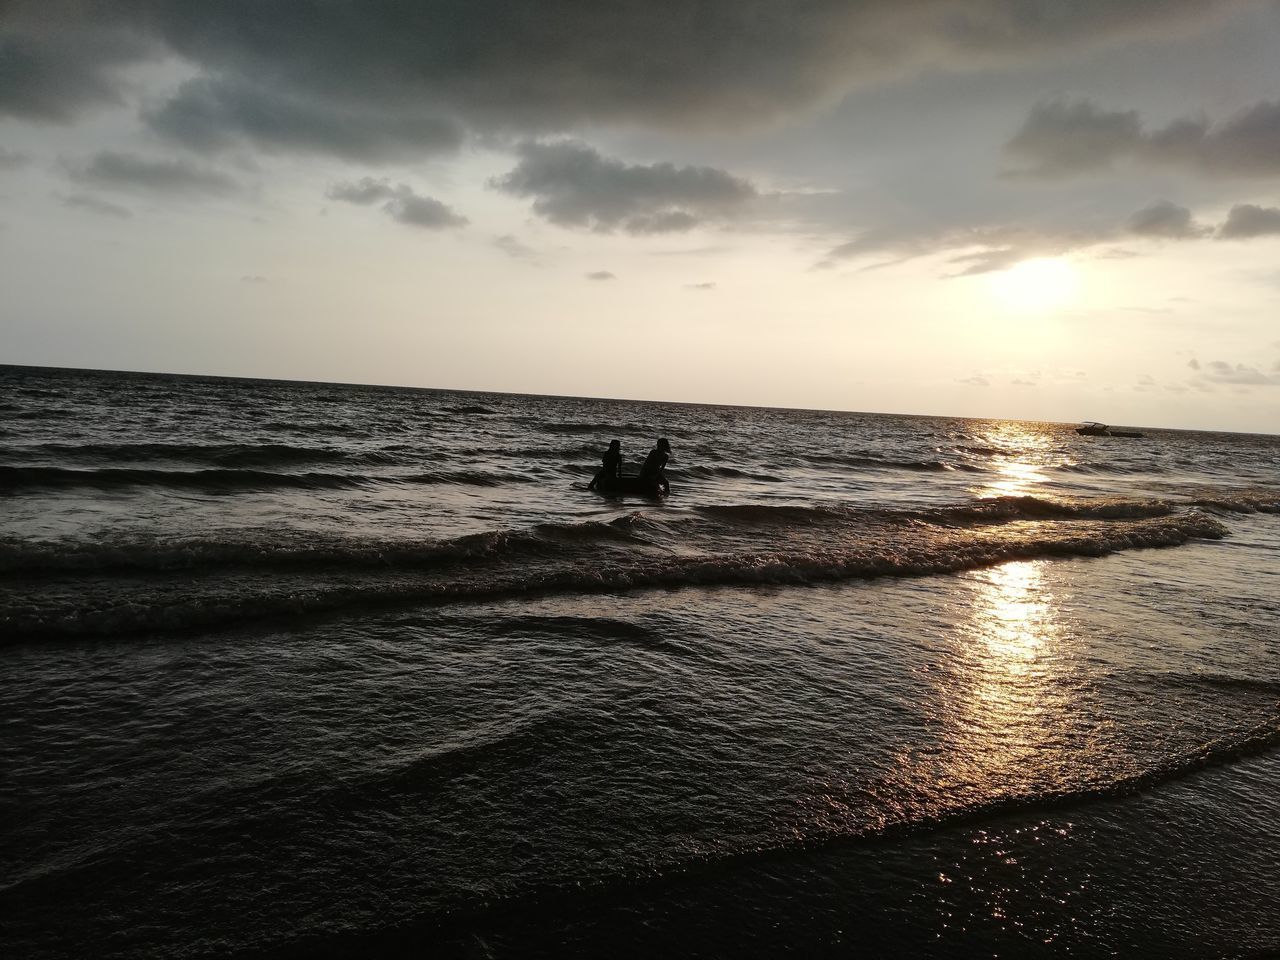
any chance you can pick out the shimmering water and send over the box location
[2,364,1279,958]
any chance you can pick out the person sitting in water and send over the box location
[639,437,671,494]
[588,439,623,491]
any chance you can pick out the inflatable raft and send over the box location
[590,472,668,497]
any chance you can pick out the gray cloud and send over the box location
[687,282,717,290]
[1005,99,1142,177]
[146,77,463,162]
[326,178,399,205]
[1201,360,1280,385]
[1007,96,1280,179]
[1188,358,1201,370]
[960,375,991,387]
[1218,203,1280,239]
[493,141,755,234]
[240,274,267,283]
[326,177,466,229]
[1126,200,1207,239]
[71,151,240,197]
[3,1,1249,155]
[0,148,31,170]
[390,193,467,229]
[59,192,133,218]
[586,271,616,281]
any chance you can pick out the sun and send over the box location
[989,257,1079,312]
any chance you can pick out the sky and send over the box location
[3,1,1280,432]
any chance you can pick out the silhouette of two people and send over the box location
[588,437,671,495]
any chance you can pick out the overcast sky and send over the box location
[3,1,1280,431]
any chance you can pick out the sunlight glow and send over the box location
[989,258,1079,312]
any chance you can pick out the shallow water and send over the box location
[2,364,1279,958]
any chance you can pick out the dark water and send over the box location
[2,364,1279,958]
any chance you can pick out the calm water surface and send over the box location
[2,365,1279,958]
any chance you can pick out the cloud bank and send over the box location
[1,1,1253,159]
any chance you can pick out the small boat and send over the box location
[1075,421,1145,438]
[590,473,669,497]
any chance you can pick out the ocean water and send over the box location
[2,363,1279,959]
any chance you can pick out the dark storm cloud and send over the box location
[326,177,466,229]
[492,141,757,234]
[2,0,1252,155]
[59,192,133,218]
[0,21,154,122]
[1007,96,1280,178]
[1218,203,1280,239]
[71,151,240,197]
[1126,201,1207,239]
[146,77,463,162]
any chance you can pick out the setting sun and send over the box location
[990,257,1080,312]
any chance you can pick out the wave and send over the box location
[539,422,645,436]
[1189,490,1280,514]
[697,494,1179,528]
[3,511,1226,641]
[798,451,985,473]
[1056,461,1164,476]
[0,514,657,576]
[677,465,782,482]
[0,465,536,495]
[442,404,497,415]
[5,441,408,468]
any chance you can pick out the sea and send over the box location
[2,363,1279,959]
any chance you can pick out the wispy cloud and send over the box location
[58,192,133,218]
[70,151,240,198]
[493,235,539,261]
[326,177,466,229]
[0,147,31,171]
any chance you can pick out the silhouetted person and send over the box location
[639,437,671,494]
[588,439,623,491]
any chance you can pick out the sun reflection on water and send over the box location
[916,558,1067,806]
[974,560,1054,677]
[967,422,1058,499]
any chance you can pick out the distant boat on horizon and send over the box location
[1076,421,1145,438]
